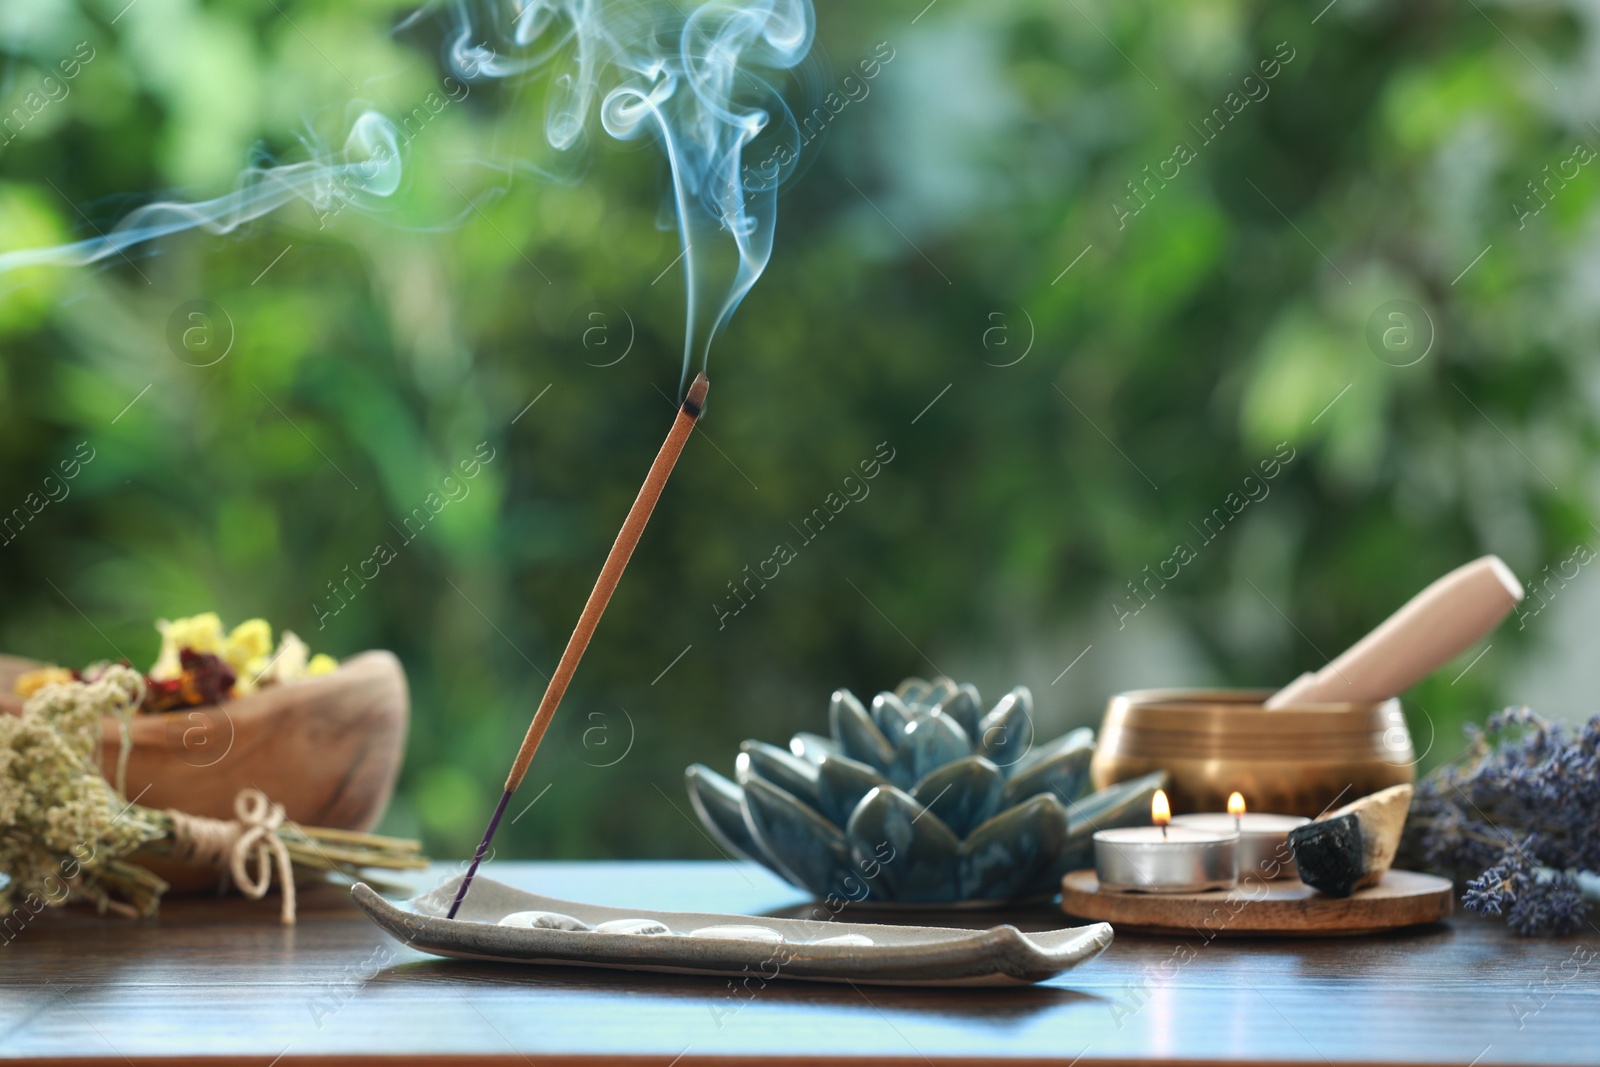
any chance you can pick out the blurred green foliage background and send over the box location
[1,0,1597,862]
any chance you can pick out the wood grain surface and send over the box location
[1,861,1595,1066]
[1059,869,1454,936]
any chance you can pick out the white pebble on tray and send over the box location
[687,924,784,942]
[498,910,592,931]
[595,918,672,935]
[810,933,874,947]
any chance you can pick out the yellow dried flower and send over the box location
[224,619,275,694]
[149,613,225,680]
[247,633,337,689]
[224,619,273,674]
[260,630,308,685]
[13,666,75,699]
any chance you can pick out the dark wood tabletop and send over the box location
[1,860,1595,1066]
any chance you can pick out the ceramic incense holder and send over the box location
[354,874,1114,986]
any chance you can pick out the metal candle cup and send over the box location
[1093,826,1239,893]
[1171,812,1309,880]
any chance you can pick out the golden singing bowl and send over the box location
[1089,688,1415,818]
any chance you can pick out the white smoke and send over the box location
[0,0,817,382]
[0,111,401,272]
[444,0,813,375]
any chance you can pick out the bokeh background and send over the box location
[1,0,1597,862]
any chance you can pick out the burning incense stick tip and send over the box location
[683,371,710,417]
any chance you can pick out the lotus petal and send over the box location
[741,775,854,897]
[815,752,887,828]
[684,764,785,875]
[937,683,983,739]
[888,710,970,789]
[1004,729,1095,806]
[1067,769,1168,829]
[924,677,959,709]
[958,793,1070,901]
[974,686,1036,771]
[894,676,932,705]
[846,785,960,903]
[738,740,822,809]
[789,731,841,764]
[829,688,894,771]
[910,756,1004,837]
[1011,726,1094,778]
[870,692,915,742]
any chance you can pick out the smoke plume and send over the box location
[0,0,817,381]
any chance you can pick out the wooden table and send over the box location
[2,861,1595,1065]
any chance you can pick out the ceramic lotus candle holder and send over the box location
[686,677,1167,905]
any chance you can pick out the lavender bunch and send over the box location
[1405,707,1599,935]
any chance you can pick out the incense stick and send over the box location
[447,372,710,920]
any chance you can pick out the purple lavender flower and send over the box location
[1406,709,1598,936]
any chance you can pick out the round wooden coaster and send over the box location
[1060,868,1453,937]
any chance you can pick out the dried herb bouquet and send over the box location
[1405,707,1600,935]
[1,665,426,924]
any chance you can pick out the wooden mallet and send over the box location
[1265,555,1523,708]
[446,372,710,919]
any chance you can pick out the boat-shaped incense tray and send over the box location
[352,873,1112,987]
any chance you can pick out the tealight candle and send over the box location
[1093,789,1238,893]
[1172,792,1309,881]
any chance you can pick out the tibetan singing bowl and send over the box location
[1089,688,1415,818]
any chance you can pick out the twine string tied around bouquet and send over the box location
[166,787,297,925]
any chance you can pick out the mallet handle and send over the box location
[1266,555,1522,708]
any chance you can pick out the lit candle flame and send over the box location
[1152,789,1171,827]
[1228,792,1246,817]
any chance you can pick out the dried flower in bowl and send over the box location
[14,613,339,713]
[0,666,426,923]
[150,613,337,698]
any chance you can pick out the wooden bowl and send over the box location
[1089,688,1415,818]
[0,650,409,891]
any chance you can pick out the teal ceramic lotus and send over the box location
[686,677,1167,904]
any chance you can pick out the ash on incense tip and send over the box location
[683,371,710,415]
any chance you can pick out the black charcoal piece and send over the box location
[1289,814,1365,897]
